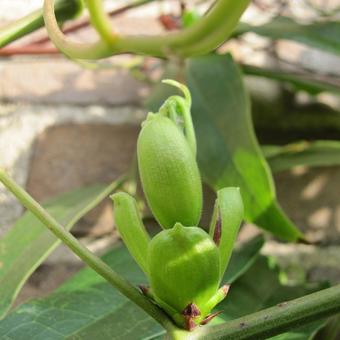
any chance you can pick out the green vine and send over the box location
[0,169,178,335]
[0,0,82,48]
[84,0,118,45]
[43,0,250,59]
[196,284,340,339]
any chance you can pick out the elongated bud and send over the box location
[147,223,224,329]
[137,81,202,229]
[209,187,244,279]
[111,192,150,274]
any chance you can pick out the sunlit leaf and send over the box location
[186,54,303,241]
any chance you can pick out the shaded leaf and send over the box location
[0,235,263,339]
[242,64,340,96]
[216,256,328,339]
[223,234,264,284]
[263,140,340,172]
[186,54,303,241]
[237,16,340,56]
[0,180,123,319]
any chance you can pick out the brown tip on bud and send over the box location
[200,311,223,325]
[138,285,149,296]
[213,211,222,246]
[222,285,230,296]
[182,303,201,317]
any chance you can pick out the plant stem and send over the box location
[0,169,176,333]
[43,0,251,59]
[85,0,117,45]
[0,0,82,48]
[196,284,340,339]
[0,0,156,57]
[33,0,156,46]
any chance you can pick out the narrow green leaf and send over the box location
[0,179,123,319]
[209,187,244,278]
[186,54,303,241]
[264,140,340,172]
[242,64,340,96]
[236,16,340,56]
[0,0,83,48]
[0,236,263,339]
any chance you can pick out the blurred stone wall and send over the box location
[0,0,158,236]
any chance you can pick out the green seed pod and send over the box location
[147,223,226,329]
[137,113,202,229]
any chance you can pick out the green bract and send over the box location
[112,80,244,331]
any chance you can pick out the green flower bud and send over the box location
[137,81,202,229]
[147,223,227,329]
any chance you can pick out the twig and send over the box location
[32,0,157,45]
[0,45,58,56]
[0,169,177,333]
[196,284,340,339]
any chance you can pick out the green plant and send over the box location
[111,82,243,330]
[0,0,340,339]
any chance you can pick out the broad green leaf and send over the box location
[242,64,340,96]
[264,140,340,172]
[186,54,303,241]
[236,16,340,56]
[216,256,328,339]
[0,179,123,319]
[0,235,263,339]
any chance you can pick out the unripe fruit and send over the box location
[147,223,220,327]
[137,114,202,229]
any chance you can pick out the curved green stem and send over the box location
[43,0,251,59]
[0,0,82,48]
[0,169,176,333]
[196,284,340,339]
[177,0,250,57]
[161,79,197,156]
[43,0,111,59]
[85,0,117,44]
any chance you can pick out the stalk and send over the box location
[0,0,83,48]
[0,169,177,333]
[196,284,340,339]
[85,0,117,44]
[43,0,251,59]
